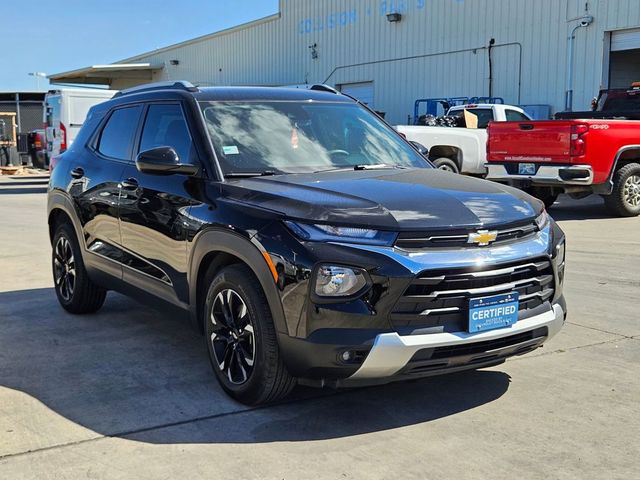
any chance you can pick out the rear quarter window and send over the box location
[505,110,530,122]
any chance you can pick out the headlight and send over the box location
[314,265,368,297]
[285,221,397,246]
[535,210,550,230]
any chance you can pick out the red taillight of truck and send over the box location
[569,124,588,157]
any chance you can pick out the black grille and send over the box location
[395,222,538,249]
[430,330,538,359]
[391,258,555,333]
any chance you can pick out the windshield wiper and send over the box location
[224,171,278,178]
[315,164,408,173]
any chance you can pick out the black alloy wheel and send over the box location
[209,288,256,385]
[53,235,75,302]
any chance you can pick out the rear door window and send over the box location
[139,104,194,163]
[97,105,143,160]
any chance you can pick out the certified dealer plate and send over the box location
[518,163,536,175]
[468,292,519,333]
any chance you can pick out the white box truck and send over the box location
[43,89,117,162]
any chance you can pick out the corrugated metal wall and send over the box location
[121,0,640,124]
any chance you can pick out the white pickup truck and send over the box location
[397,104,532,175]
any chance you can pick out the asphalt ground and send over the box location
[0,179,638,479]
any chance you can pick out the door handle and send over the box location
[70,167,84,179]
[120,177,139,190]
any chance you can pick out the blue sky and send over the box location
[2,0,279,92]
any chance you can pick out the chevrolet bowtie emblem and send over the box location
[468,230,498,246]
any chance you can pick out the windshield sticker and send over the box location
[222,145,239,155]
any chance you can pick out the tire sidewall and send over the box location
[432,157,460,174]
[52,223,82,308]
[608,163,640,217]
[204,267,271,399]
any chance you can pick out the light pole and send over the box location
[28,72,47,90]
[565,15,594,111]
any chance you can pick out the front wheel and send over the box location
[204,264,295,405]
[604,163,640,217]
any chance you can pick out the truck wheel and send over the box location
[204,264,296,405]
[432,157,460,174]
[31,152,45,169]
[52,223,107,314]
[604,163,640,217]
[527,187,559,209]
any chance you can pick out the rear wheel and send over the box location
[604,163,640,217]
[31,152,45,169]
[204,264,295,405]
[432,157,460,174]
[52,223,106,313]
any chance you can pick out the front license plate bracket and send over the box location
[468,292,519,333]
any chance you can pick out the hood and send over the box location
[220,168,542,231]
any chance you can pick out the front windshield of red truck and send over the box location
[200,101,430,175]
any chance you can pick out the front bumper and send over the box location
[271,220,566,385]
[345,301,564,383]
[486,163,593,186]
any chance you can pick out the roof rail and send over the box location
[309,84,340,95]
[113,81,199,98]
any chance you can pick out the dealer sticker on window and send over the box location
[222,145,240,155]
[468,292,519,333]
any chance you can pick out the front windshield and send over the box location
[200,100,430,175]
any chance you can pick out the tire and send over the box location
[52,222,106,314]
[204,264,296,405]
[604,163,640,217]
[31,152,45,169]
[432,157,460,174]
[526,187,559,210]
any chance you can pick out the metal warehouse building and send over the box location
[50,0,640,124]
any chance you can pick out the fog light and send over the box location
[340,350,353,362]
[555,241,566,265]
[314,265,367,297]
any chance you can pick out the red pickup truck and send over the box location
[486,85,640,217]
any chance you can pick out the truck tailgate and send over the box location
[488,121,573,162]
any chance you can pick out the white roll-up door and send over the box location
[609,29,640,88]
[339,82,374,107]
[611,28,640,51]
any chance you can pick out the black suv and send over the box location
[48,81,567,405]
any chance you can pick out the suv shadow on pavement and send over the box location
[0,288,511,445]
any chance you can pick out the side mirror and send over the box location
[410,141,429,158]
[135,146,198,176]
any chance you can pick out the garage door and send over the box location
[339,82,374,107]
[611,28,640,51]
[609,29,640,88]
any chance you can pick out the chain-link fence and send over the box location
[0,93,45,134]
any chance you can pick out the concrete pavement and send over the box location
[0,190,638,479]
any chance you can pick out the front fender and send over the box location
[187,227,287,335]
